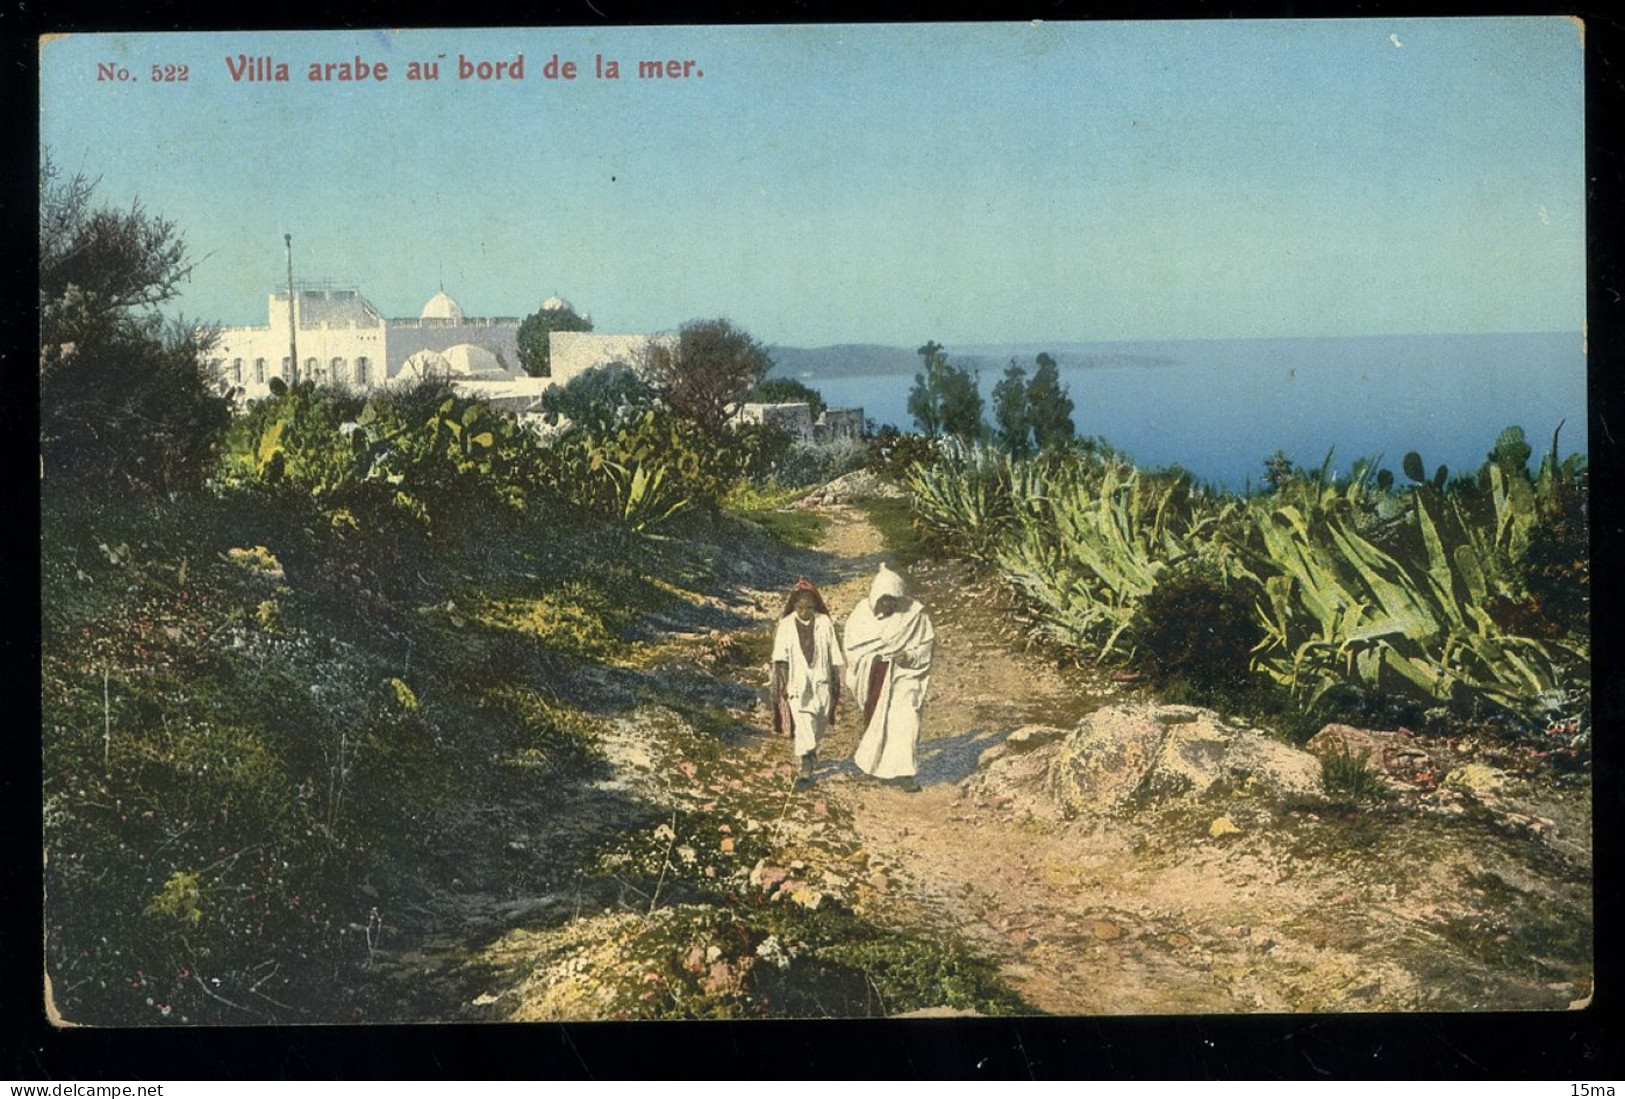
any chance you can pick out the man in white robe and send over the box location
[844,564,936,793]
[772,577,844,786]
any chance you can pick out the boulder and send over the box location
[976,743,1010,769]
[749,860,790,892]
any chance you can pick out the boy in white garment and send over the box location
[771,577,844,787]
[844,564,936,793]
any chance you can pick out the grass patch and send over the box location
[1320,748,1388,803]
[723,481,828,549]
[494,898,1029,1021]
[476,588,628,662]
[1440,871,1592,974]
[746,509,828,549]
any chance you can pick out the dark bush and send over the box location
[39,156,233,497]
[1132,564,1261,692]
[866,426,938,479]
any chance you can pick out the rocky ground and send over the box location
[360,499,1593,1019]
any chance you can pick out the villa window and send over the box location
[332,357,347,385]
[281,356,291,377]
[356,357,370,385]
[231,359,243,385]
[306,357,319,381]
[255,358,266,384]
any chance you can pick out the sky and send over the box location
[39,20,1586,347]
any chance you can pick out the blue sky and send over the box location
[40,20,1585,346]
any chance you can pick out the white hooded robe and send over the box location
[844,564,936,780]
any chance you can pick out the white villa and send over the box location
[206,286,664,409]
[206,284,862,438]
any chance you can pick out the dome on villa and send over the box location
[421,291,465,322]
[539,294,576,315]
[400,349,452,382]
[441,343,507,378]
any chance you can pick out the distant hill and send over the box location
[764,344,922,379]
[765,342,1179,380]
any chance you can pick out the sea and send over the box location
[803,333,1589,492]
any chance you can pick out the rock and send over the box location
[1221,731,1324,797]
[1088,919,1123,941]
[792,469,907,508]
[1443,763,1509,795]
[1209,815,1242,838]
[1306,723,1438,785]
[1146,721,1234,798]
[1040,703,1324,819]
[749,860,790,892]
[1046,705,1168,817]
[703,960,743,996]
[783,883,825,910]
[977,743,1010,769]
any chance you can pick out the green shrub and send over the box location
[225,380,545,539]
[775,439,868,489]
[1320,748,1387,802]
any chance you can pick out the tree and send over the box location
[907,340,983,443]
[907,341,948,438]
[39,155,231,495]
[1026,352,1076,451]
[516,301,593,377]
[637,318,774,437]
[538,363,656,436]
[748,376,827,422]
[992,360,1033,457]
[939,366,985,443]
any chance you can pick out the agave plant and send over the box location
[904,446,1017,563]
[991,457,1248,660]
[1245,479,1584,717]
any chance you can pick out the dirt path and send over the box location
[382,499,1590,1020]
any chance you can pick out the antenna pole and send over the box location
[285,234,299,385]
